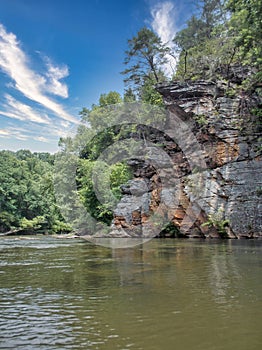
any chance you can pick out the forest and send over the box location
[0,0,261,234]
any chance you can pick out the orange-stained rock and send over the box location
[110,78,262,238]
[173,208,185,220]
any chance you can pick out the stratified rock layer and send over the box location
[112,78,261,238]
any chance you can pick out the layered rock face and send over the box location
[112,78,261,238]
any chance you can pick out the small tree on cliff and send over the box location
[121,27,169,89]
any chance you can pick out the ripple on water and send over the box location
[0,238,261,350]
[0,285,92,348]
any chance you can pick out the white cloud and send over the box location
[0,93,73,146]
[151,1,175,44]
[0,123,65,151]
[0,23,78,124]
[44,57,69,98]
[0,94,51,124]
[34,136,49,142]
[44,121,72,138]
[0,129,9,136]
[150,1,178,77]
[0,127,28,140]
[0,124,57,144]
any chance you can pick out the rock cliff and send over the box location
[112,77,261,238]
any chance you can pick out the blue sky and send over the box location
[0,0,194,153]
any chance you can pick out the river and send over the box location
[0,237,261,350]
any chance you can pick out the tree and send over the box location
[123,88,137,102]
[139,73,164,106]
[98,91,122,107]
[122,27,169,89]
[173,0,254,80]
[200,0,226,38]
[174,0,225,51]
[227,0,262,67]
[79,91,123,131]
[173,0,261,82]
[173,15,206,52]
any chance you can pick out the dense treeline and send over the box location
[0,150,71,233]
[0,0,261,233]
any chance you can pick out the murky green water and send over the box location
[0,237,261,350]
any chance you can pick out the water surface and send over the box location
[0,237,261,350]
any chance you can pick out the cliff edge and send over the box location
[112,74,261,238]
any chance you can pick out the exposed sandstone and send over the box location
[112,79,261,238]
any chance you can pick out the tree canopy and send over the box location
[0,150,71,233]
[173,0,262,83]
[121,27,169,87]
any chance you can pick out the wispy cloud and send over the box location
[0,129,9,136]
[150,1,178,77]
[0,127,29,140]
[0,94,51,124]
[0,23,78,124]
[44,56,69,98]
[34,136,49,143]
[0,123,61,144]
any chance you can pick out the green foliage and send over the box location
[0,150,66,234]
[80,128,116,160]
[225,87,237,97]
[99,91,122,106]
[77,159,132,224]
[0,211,16,232]
[51,220,72,234]
[122,27,169,88]
[251,107,262,118]
[202,207,230,238]
[123,88,137,102]
[79,91,123,131]
[159,222,182,238]
[139,73,164,106]
[174,0,228,79]
[59,89,168,228]
[194,114,208,125]
[173,0,261,82]
[121,28,169,106]
[173,15,205,51]
[110,162,133,199]
[20,216,46,231]
[227,0,262,66]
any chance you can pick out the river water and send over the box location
[0,237,261,350]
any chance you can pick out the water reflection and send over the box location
[0,237,261,350]
[207,242,240,307]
